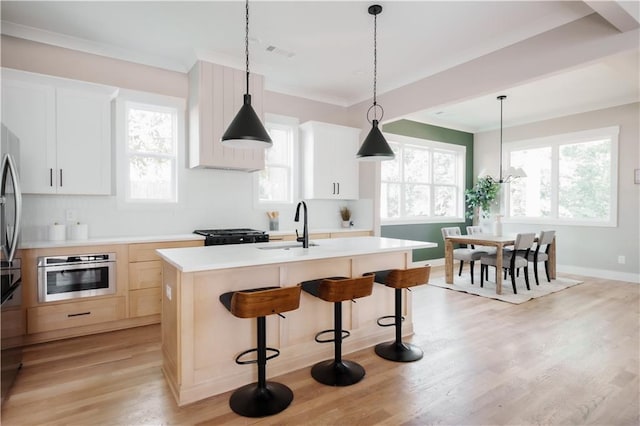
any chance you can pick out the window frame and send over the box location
[503,126,619,227]
[115,89,185,208]
[380,133,466,225]
[254,114,299,207]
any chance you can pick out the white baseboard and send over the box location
[418,258,639,284]
[557,264,640,284]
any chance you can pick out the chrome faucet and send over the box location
[294,201,309,248]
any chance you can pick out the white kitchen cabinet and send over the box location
[300,121,361,200]
[188,60,265,171]
[1,69,115,195]
[1,78,56,194]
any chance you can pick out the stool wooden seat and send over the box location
[219,285,301,418]
[301,275,374,386]
[365,267,430,362]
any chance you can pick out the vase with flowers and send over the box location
[339,206,352,228]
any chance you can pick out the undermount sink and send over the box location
[258,242,319,250]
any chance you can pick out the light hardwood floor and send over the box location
[2,268,638,425]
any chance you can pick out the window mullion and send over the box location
[551,143,559,219]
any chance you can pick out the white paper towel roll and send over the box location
[69,223,89,240]
[48,224,66,241]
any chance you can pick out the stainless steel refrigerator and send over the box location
[1,123,24,406]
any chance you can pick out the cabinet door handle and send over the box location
[59,169,63,187]
[49,168,53,187]
[337,182,340,195]
[332,183,336,195]
[67,311,91,318]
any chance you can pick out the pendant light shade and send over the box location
[357,4,394,161]
[221,94,272,148]
[357,119,394,161]
[221,0,272,149]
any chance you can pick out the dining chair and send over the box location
[441,227,487,284]
[526,230,556,286]
[480,233,536,294]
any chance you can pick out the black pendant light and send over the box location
[357,4,394,161]
[221,0,272,149]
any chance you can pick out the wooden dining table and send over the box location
[444,233,556,295]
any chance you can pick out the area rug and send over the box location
[427,273,583,304]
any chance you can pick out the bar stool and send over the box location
[365,267,430,362]
[300,275,374,386]
[219,285,301,418]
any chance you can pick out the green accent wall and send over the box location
[381,119,474,262]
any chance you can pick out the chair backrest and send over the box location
[384,266,431,289]
[514,233,536,251]
[466,226,484,235]
[539,230,555,246]
[441,227,461,240]
[231,285,301,318]
[318,275,374,303]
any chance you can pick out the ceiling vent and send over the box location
[266,45,295,58]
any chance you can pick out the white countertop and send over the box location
[19,227,371,250]
[157,236,437,273]
[19,233,205,249]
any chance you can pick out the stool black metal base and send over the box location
[374,341,423,362]
[310,359,365,386]
[229,381,293,418]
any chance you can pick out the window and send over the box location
[506,126,618,226]
[381,134,466,223]
[115,90,184,208]
[256,115,298,204]
[124,102,178,203]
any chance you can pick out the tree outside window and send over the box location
[381,135,465,222]
[126,103,177,202]
[507,127,618,226]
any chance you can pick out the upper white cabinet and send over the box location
[300,121,361,200]
[188,61,265,172]
[1,69,115,195]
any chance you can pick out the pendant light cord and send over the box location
[366,5,384,124]
[245,0,250,96]
[497,95,507,183]
[499,96,503,182]
[373,11,377,113]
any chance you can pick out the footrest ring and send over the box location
[314,329,351,343]
[376,314,405,327]
[234,347,280,365]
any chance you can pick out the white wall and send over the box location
[474,102,640,282]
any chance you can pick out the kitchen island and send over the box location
[157,236,436,406]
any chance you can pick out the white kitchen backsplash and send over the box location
[20,167,373,242]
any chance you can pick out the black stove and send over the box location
[194,228,269,246]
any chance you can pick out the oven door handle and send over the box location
[38,261,115,272]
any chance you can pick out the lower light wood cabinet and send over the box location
[129,287,162,318]
[21,238,203,344]
[329,231,371,238]
[128,240,202,318]
[268,230,372,242]
[27,296,126,334]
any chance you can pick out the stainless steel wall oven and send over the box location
[37,253,116,303]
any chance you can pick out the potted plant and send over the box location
[339,206,352,228]
[465,176,500,220]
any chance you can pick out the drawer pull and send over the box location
[67,311,91,318]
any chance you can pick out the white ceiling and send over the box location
[1,1,639,131]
